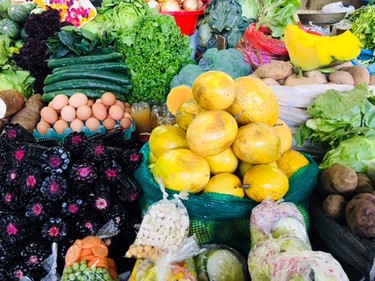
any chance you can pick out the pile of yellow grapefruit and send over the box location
[149,70,310,203]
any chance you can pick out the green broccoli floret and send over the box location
[198,48,252,78]
[169,63,205,89]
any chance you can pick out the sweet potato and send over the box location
[284,74,321,86]
[352,173,374,197]
[342,65,370,85]
[0,89,25,118]
[346,193,375,238]
[262,78,280,86]
[319,164,358,197]
[10,94,43,132]
[303,70,328,84]
[328,71,354,85]
[255,60,293,80]
[322,194,347,222]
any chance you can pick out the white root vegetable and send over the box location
[0,89,25,118]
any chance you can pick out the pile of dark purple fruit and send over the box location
[0,124,143,280]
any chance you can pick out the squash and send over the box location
[7,4,29,24]
[0,18,20,39]
[284,24,362,71]
[166,85,193,115]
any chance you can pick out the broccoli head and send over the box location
[170,64,205,89]
[198,48,252,78]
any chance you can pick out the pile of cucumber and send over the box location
[43,52,132,102]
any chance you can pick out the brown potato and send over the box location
[352,173,374,197]
[319,164,358,197]
[255,60,293,80]
[332,61,354,70]
[303,70,328,84]
[346,193,375,238]
[262,78,280,86]
[342,65,370,85]
[322,194,347,222]
[328,71,354,85]
[284,74,318,86]
[369,74,375,86]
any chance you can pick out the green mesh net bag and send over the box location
[134,142,320,256]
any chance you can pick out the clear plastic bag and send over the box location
[248,236,349,281]
[250,199,310,247]
[61,220,120,281]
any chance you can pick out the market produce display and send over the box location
[0,0,374,279]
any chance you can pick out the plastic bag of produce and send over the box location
[250,199,310,247]
[129,257,198,281]
[248,236,349,281]
[61,220,120,281]
[195,244,249,281]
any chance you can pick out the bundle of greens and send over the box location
[256,0,300,38]
[348,4,375,51]
[117,12,193,103]
[296,84,375,148]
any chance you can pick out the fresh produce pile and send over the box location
[0,123,142,280]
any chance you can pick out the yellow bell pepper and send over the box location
[284,24,362,71]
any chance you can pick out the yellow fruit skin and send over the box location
[237,160,254,180]
[149,125,188,158]
[148,151,158,164]
[273,119,293,153]
[187,109,238,157]
[277,149,310,178]
[226,76,279,126]
[203,173,244,198]
[243,164,289,202]
[204,147,238,175]
[192,71,236,110]
[175,98,203,131]
[232,122,281,164]
[152,148,210,193]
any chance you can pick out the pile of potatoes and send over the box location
[252,60,375,87]
[319,164,375,238]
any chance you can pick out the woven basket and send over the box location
[134,142,320,255]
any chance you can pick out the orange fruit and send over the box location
[277,149,310,178]
[273,119,293,153]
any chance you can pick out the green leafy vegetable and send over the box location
[0,67,35,98]
[296,84,375,148]
[118,12,193,103]
[239,0,260,20]
[348,5,375,51]
[320,135,375,180]
[256,0,301,38]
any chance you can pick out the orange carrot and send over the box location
[92,244,108,258]
[65,245,81,267]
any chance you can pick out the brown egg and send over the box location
[70,119,85,132]
[95,98,102,103]
[69,93,88,108]
[108,104,124,120]
[36,120,51,135]
[124,106,132,113]
[120,117,132,130]
[54,119,69,134]
[124,112,132,119]
[103,118,117,130]
[60,105,77,122]
[51,94,69,111]
[85,117,101,131]
[101,92,117,106]
[76,105,92,121]
[40,107,58,124]
[124,102,131,107]
[92,102,107,121]
[86,99,94,107]
[115,100,125,110]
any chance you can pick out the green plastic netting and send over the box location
[134,142,320,256]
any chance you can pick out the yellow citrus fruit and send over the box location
[204,147,239,175]
[149,125,188,158]
[232,122,281,164]
[243,164,289,202]
[276,149,310,178]
[192,71,236,110]
[175,98,203,131]
[226,76,279,126]
[148,151,158,164]
[273,119,293,153]
[186,109,238,157]
[152,148,210,193]
[237,160,254,180]
[203,173,245,198]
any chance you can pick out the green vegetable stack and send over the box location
[61,260,117,281]
[348,4,375,51]
[43,52,132,102]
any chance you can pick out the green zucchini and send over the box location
[44,70,130,85]
[43,78,132,96]
[48,52,123,69]
[42,89,128,102]
[51,62,128,74]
